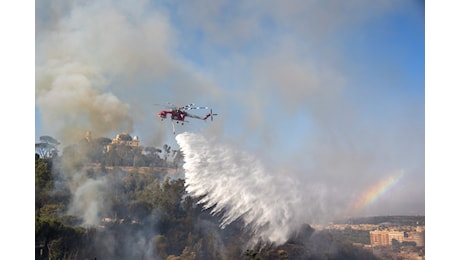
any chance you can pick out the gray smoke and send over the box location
[35,0,223,146]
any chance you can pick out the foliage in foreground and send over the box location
[36,151,378,259]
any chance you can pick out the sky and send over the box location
[34,0,426,217]
[1,0,458,258]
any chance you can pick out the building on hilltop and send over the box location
[106,133,141,152]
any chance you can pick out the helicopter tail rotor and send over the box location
[210,109,218,121]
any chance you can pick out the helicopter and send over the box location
[156,103,218,134]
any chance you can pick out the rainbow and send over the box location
[350,170,405,214]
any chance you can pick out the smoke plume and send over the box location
[35,0,222,146]
[67,172,111,226]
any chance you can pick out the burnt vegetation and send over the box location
[36,135,378,259]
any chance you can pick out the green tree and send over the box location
[244,249,260,260]
[163,144,171,160]
[36,218,87,259]
[36,136,60,158]
[35,157,54,208]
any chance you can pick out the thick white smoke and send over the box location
[67,173,111,226]
[176,132,331,245]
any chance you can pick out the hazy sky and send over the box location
[34,0,425,217]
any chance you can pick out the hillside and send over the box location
[35,151,378,259]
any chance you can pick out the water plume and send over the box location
[176,132,328,245]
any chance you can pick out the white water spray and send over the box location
[176,132,329,245]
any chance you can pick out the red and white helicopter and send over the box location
[157,102,218,134]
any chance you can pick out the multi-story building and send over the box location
[370,230,404,247]
[106,133,140,152]
[370,228,424,247]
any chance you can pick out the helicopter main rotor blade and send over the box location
[186,106,209,110]
[158,102,208,111]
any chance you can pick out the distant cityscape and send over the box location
[312,222,425,259]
